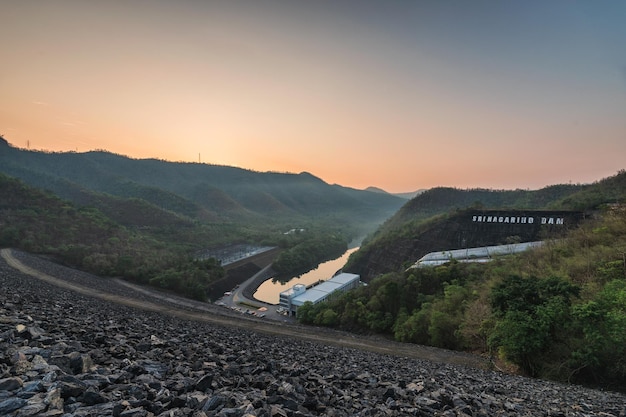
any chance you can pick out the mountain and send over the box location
[345,171,626,280]
[364,186,388,194]
[393,189,426,200]
[365,186,425,200]
[0,140,404,233]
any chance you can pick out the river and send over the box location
[253,247,359,304]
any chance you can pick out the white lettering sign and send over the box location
[472,215,563,225]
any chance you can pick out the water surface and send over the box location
[253,247,359,304]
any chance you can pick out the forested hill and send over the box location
[346,170,626,280]
[0,140,404,228]
[378,184,585,234]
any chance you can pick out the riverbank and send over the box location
[206,247,282,300]
[253,247,359,304]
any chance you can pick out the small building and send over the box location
[279,272,360,316]
[278,283,307,311]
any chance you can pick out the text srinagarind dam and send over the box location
[472,215,565,225]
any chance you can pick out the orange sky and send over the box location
[1,1,625,193]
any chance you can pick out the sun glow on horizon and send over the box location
[1,1,625,193]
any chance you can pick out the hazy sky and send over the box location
[1,1,625,192]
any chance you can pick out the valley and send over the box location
[2,139,626,392]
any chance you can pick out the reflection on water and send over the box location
[253,247,359,304]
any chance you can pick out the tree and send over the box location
[570,279,626,387]
[488,275,579,376]
[297,301,315,323]
[393,304,431,345]
[316,308,339,326]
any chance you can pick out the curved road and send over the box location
[1,248,489,370]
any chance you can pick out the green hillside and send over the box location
[0,140,403,230]
[347,171,626,280]
[0,174,164,274]
[549,170,626,210]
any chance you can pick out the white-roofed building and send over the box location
[279,272,360,316]
[407,241,544,269]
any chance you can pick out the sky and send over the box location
[1,1,625,193]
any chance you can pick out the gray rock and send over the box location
[68,352,93,374]
[203,394,225,411]
[0,398,28,416]
[58,379,86,399]
[81,389,107,405]
[119,406,149,417]
[44,386,64,411]
[0,376,23,391]
[196,374,213,392]
[15,401,48,416]
[20,380,43,394]
[0,397,27,414]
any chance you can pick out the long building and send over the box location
[279,272,360,316]
[408,241,544,268]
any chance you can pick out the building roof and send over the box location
[329,272,360,284]
[279,283,306,298]
[292,289,331,305]
[409,241,544,268]
[291,273,360,306]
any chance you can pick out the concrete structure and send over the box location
[279,273,360,316]
[408,241,544,268]
[278,283,307,312]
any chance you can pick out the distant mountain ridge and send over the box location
[0,141,404,230]
[365,186,425,200]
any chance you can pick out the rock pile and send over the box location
[1,252,625,416]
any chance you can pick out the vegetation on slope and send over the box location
[298,206,626,390]
[549,169,626,210]
[0,141,404,231]
[0,173,226,300]
[272,230,347,279]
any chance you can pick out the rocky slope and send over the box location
[1,252,625,416]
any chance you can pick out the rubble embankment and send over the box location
[1,249,625,416]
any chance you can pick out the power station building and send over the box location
[279,272,360,316]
